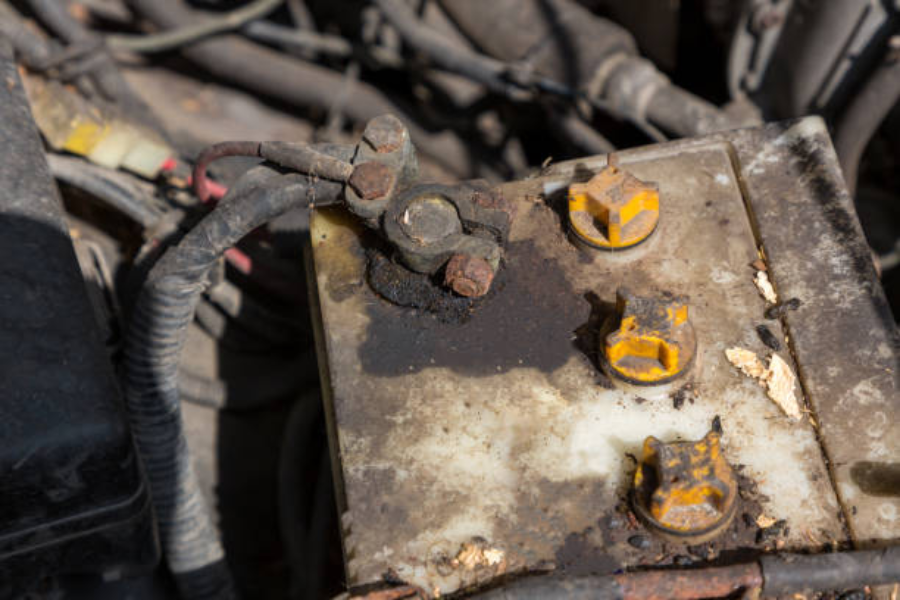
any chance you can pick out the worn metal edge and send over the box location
[730,117,900,546]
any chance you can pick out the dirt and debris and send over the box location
[594,470,775,570]
[764,297,802,320]
[452,541,506,570]
[671,384,694,410]
[765,354,802,420]
[756,514,778,529]
[361,240,590,376]
[726,347,767,378]
[366,248,479,322]
[554,524,620,576]
[755,519,788,544]
[627,534,650,549]
[753,270,778,304]
[750,258,767,272]
[756,324,782,350]
[726,347,801,420]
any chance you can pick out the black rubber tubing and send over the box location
[123,165,341,599]
[468,546,900,599]
[833,58,900,196]
[26,0,162,128]
[761,546,900,596]
[472,575,621,600]
[0,1,53,68]
[46,154,163,228]
[125,0,474,176]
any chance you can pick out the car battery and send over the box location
[307,117,899,595]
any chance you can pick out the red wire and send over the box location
[160,156,178,172]
[162,156,229,203]
[163,156,252,271]
[224,248,253,275]
[191,141,260,204]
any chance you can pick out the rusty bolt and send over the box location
[348,161,396,201]
[444,254,495,298]
[363,114,406,154]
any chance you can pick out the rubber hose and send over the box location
[761,546,900,596]
[123,166,341,599]
[437,0,635,89]
[472,575,620,600]
[26,0,160,128]
[374,0,530,99]
[554,112,615,154]
[47,154,163,228]
[438,0,734,137]
[0,2,53,68]
[242,21,352,58]
[125,0,475,176]
[107,0,284,53]
[833,59,900,196]
[644,84,736,137]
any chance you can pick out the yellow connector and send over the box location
[568,166,660,250]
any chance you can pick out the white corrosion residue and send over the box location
[726,347,801,420]
[765,354,802,420]
[753,270,778,304]
[725,347,766,379]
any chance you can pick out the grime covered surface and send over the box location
[729,118,900,546]
[309,136,847,595]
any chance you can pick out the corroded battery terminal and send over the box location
[602,288,696,385]
[568,165,659,250]
[632,430,738,543]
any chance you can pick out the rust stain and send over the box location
[616,562,763,600]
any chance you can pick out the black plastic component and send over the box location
[0,43,157,596]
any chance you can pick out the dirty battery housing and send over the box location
[308,118,900,595]
[0,50,157,595]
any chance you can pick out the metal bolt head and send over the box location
[444,254,494,298]
[363,114,406,154]
[603,288,695,385]
[568,166,659,250]
[632,430,738,543]
[348,161,396,201]
[398,195,461,245]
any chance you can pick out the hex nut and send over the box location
[398,196,461,245]
[363,114,406,154]
[444,254,495,298]
[348,161,396,201]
